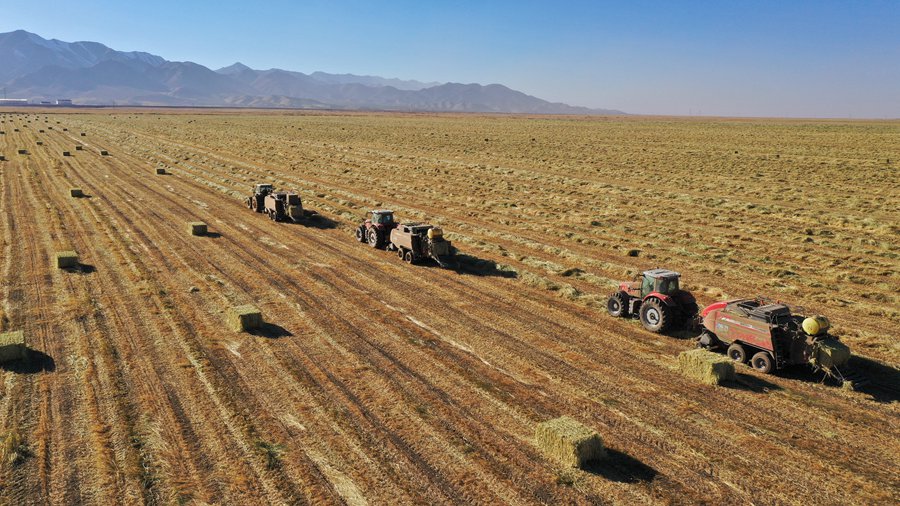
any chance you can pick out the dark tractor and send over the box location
[247,184,274,212]
[607,269,698,333]
[389,223,454,268]
[263,191,307,222]
[356,210,398,249]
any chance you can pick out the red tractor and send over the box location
[355,210,398,249]
[607,269,698,333]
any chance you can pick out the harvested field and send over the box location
[0,110,898,505]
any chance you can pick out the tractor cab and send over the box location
[370,210,395,226]
[627,269,681,298]
[253,184,274,196]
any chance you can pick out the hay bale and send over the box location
[678,349,735,385]
[17,149,27,155]
[535,416,606,468]
[813,338,850,370]
[156,167,166,175]
[100,150,109,156]
[188,222,207,236]
[227,305,262,332]
[70,188,84,198]
[80,132,86,136]
[56,251,79,268]
[0,155,5,161]
[75,145,83,151]
[63,151,71,157]
[0,331,27,363]
[36,141,43,146]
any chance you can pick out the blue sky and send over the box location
[2,0,898,117]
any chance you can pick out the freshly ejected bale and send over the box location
[188,222,207,236]
[678,348,735,385]
[535,416,606,468]
[227,305,262,332]
[156,167,166,175]
[70,188,84,198]
[56,251,79,268]
[0,331,28,363]
[812,338,850,370]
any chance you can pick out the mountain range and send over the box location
[0,30,622,114]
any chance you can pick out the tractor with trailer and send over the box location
[696,297,863,385]
[356,210,398,249]
[390,223,455,268]
[247,184,274,212]
[607,269,698,333]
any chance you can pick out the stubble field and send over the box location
[0,109,898,505]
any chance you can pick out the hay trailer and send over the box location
[389,223,455,267]
[606,269,699,333]
[697,298,866,387]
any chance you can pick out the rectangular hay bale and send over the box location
[814,338,850,370]
[678,348,735,385]
[188,222,207,236]
[227,305,262,332]
[535,416,606,468]
[75,145,83,151]
[156,167,166,174]
[63,151,71,157]
[0,331,27,363]
[100,150,109,156]
[56,251,79,268]
[70,188,84,198]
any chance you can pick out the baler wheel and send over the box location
[727,343,748,363]
[751,352,774,374]
[640,298,670,333]
[404,251,414,263]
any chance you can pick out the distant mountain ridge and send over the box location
[0,30,624,114]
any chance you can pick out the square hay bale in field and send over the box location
[100,150,109,156]
[17,149,27,155]
[227,305,262,332]
[80,132,86,136]
[0,331,27,363]
[70,188,84,198]
[62,151,71,157]
[155,167,166,175]
[813,339,851,370]
[535,416,606,468]
[75,145,83,151]
[188,221,207,236]
[56,251,79,269]
[0,155,5,161]
[678,349,735,385]
[36,141,43,146]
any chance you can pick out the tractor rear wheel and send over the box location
[727,343,747,363]
[639,298,671,333]
[367,228,383,248]
[751,352,774,374]
[355,227,366,243]
[607,293,627,318]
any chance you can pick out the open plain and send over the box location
[0,110,898,505]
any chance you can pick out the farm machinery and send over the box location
[606,269,698,333]
[390,223,455,268]
[356,210,398,248]
[697,297,863,384]
[247,184,313,222]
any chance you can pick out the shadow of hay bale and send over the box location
[724,373,783,393]
[453,253,518,278]
[582,448,658,484]
[247,322,293,339]
[301,214,339,230]
[847,356,900,403]
[61,263,96,274]
[0,350,55,374]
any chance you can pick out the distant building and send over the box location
[0,98,29,106]
[56,99,73,106]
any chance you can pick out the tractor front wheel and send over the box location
[727,343,748,363]
[367,228,383,248]
[751,352,774,374]
[639,298,671,333]
[607,293,627,318]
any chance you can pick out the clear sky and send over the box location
[2,0,898,117]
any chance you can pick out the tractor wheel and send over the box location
[355,226,366,243]
[404,251,413,263]
[367,228,383,248]
[639,298,671,333]
[247,198,252,209]
[727,343,748,363]
[606,293,627,318]
[751,352,774,374]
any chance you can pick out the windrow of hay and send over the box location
[677,349,735,385]
[534,416,606,469]
[0,331,28,362]
[188,222,207,236]
[55,251,79,269]
[227,305,262,332]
